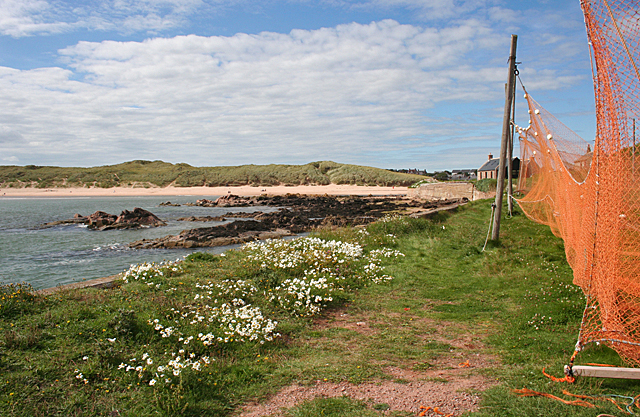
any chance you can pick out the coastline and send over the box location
[0,184,409,198]
[36,274,123,295]
[6,184,413,293]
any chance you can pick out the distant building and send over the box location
[477,154,520,180]
[406,168,427,176]
[574,145,593,170]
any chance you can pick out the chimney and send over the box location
[488,153,493,160]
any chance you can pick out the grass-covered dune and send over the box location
[0,160,428,189]
[2,200,637,416]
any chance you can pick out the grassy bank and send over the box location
[0,160,427,189]
[1,200,637,416]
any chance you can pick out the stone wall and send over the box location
[408,182,494,201]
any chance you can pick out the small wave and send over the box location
[93,243,129,252]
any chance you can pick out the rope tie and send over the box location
[482,203,496,252]
[512,388,595,407]
[515,367,640,414]
[543,367,575,383]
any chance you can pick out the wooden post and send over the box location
[507,77,516,216]
[492,34,518,241]
[567,365,640,380]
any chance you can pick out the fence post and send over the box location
[492,34,518,241]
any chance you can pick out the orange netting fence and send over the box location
[515,0,640,365]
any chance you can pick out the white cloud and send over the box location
[0,125,26,145]
[0,0,499,39]
[0,18,586,168]
[0,0,205,37]
[0,0,72,37]
[0,0,595,170]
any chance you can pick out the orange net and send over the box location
[515,0,640,365]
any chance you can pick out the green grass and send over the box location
[284,397,412,417]
[473,178,518,193]
[0,160,427,188]
[474,178,497,192]
[1,200,637,416]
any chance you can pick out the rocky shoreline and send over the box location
[40,193,467,250]
[129,193,466,249]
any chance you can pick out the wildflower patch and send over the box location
[0,282,39,319]
[122,259,183,286]
[243,237,404,316]
[108,235,403,388]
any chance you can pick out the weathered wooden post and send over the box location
[507,76,517,216]
[492,34,518,241]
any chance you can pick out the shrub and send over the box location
[475,178,497,192]
[0,282,39,319]
[185,252,218,263]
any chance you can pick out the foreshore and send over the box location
[0,184,409,198]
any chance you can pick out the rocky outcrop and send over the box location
[42,208,167,230]
[41,193,466,249]
[129,220,294,249]
[213,194,254,207]
[184,199,217,207]
[184,195,255,207]
[127,194,425,249]
[40,213,88,228]
[87,211,118,229]
[111,208,166,229]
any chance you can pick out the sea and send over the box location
[0,195,280,290]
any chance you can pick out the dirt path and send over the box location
[239,308,499,416]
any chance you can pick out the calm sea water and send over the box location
[0,196,278,290]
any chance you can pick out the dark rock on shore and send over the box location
[102,207,167,230]
[40,213,88,228]
[176,215,226,222]
[129,220,294,249]
[159,201,181,206]
[176,211,264,222]
[184,194,255,207]
[213,194,254,207]
[87,211,118,229]
[41,208,167,230]
[184,199,217,207]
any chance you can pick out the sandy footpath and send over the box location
[0,184,409,198]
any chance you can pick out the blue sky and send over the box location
[0,0,596,170]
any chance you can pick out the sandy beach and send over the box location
[0,184,410,198]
